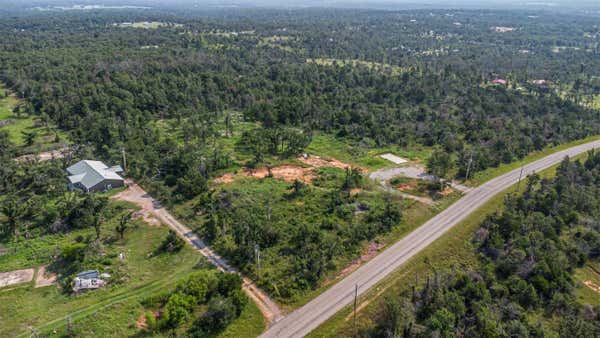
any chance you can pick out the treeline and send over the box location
[368,152,600,337]
[0,9,598,188]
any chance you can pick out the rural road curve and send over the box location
[113,181,283,324]
[260,139,600,338]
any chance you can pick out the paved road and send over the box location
[113,181,283,324]
[260,140,600,338]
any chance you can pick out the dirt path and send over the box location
[112,180,283,325]
[34,266,57,288]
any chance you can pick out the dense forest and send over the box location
[0,9,598,181]
[0,5,599,320]
[368,153,600,337]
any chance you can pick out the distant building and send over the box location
[492,26,515,33]
[67,160,124,193]
[73,270,106,292]
[491,79,507,85]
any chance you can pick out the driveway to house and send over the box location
[260,139,600,338]
[112,180,283,324]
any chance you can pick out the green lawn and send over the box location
[0,83,68,153]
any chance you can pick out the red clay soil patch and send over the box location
[213,172,236,184]
[397,182,417,192]
[213,154,360,185]
[136,313,148,330]
[350,188,363,196]
[335,242,385,281]
[584,280,600,294]
[213,164,315,184]
[439,186,455,196]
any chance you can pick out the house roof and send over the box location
[67,160,123,190]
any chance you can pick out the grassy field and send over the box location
[0,84,67,153]
[306,132,432,170]
[306,58,410,76]
[308,152,597,337]
[0,195,264,337]
[0,210,200,336]
[574,261,600,307]
[258,36,296,52]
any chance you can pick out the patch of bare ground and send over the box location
[297,155,356,170]
[34,266,57,288]
[0,268,34,288]
[136,313,148,330]
[111,185,161,226]
[583,280,600,294]
[213,154,358,185]
[397,182,417,192]
[439,186,455,196]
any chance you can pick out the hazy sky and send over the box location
[3,0,599,11]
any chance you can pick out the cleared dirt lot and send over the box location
[213,154,356,184]
[0,268,34,288]
[34,266,57,288]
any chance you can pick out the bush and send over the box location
[159,293,196,329]
[198,295,238,333]
[158,230,185,253]
[175,270,219,302]
[61,243,87,263]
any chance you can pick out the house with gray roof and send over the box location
[67,160,124,193]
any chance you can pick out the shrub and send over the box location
[158,230,185,253]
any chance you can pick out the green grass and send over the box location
[308,152,592,337]
[307,58,410,76]
[573,262,600,307]
[306,132,432,170]
[0,83,68,153]
[43,282,266,337]
[467,135,600,186]
[0,208,202,337]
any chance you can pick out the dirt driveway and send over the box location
[112,180,283,325]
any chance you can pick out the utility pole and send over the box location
[516,166,524,191]
[465,152,473,182]
[353,284,358,335]
[255,244,261,279]
[122,147,127,175]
